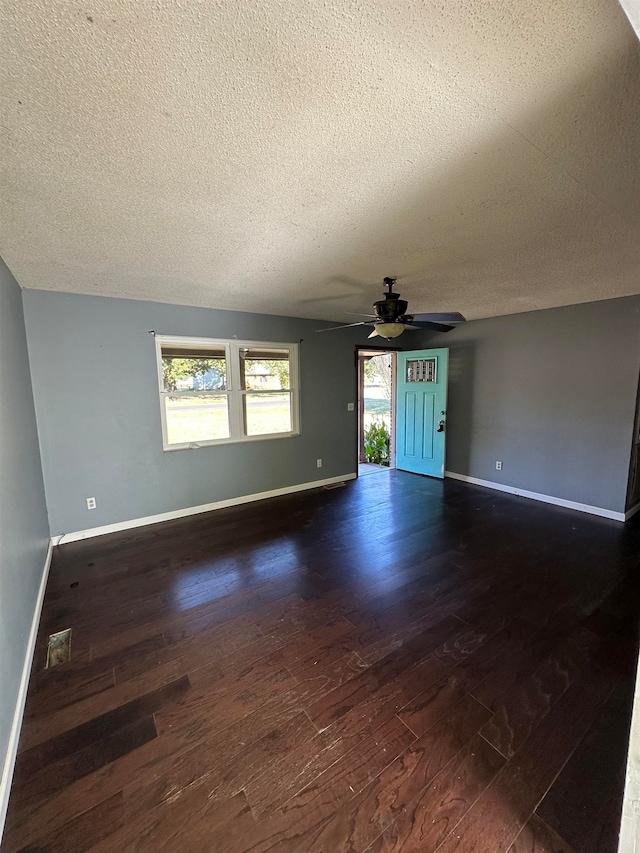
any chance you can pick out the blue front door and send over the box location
[395,348,449,478]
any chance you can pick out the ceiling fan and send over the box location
[316,277,466,339]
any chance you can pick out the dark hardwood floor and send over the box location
[2,469,639,853]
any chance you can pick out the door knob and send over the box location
[437,419,445,433]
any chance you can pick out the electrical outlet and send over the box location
[347,402,355,411]
[86,497,96,510]
[496,461,503,471]
[316,459,323,468]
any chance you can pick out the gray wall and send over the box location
[23,290,363,536]
[418,295,640,513]
[0,261,49,802]
[21,288,640,538]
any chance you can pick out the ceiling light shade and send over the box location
[369,322,405,339]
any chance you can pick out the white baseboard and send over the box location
[625,502,640,522]
[444,471,626,522]
[0,540,53,843]
[618,649,640,853]
[51,473,357,545]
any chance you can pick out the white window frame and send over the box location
[155,334,300,451]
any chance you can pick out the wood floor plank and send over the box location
[87,787,249,853]
[201,711,318,802]
[3,705,314,851]
[210,718,415,853]
[155,666,298,736]
[432,678,613,853]
[3,733,185,849]
[151,792,252,853]
[397,620,529,738]
[24,664,116,720]
[290,695,492,853]
[112,621,263,685]
[161,593,297,646]
[88,584,281,660]
[479,628,598,758]
[306,615,462,730]
[18,668,191,753]
[15,676,188,768]
[8,792,125,853]
[244,709,414,819]
[470,623,569,713]
[362,733,506,853]
[535,679,635,853]
[274,714,416,819]
[259,615,359,675]
[508,814,578,853]
[3,471,636,853]
[10,715,156,814]
[354,582,493,667]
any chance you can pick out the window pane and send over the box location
[165,394,230,444]
[240,348,290,391]
[162,349,226,393]
[244,393,292,436]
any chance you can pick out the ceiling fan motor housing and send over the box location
[374,293,408,322]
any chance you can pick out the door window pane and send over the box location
[165,394,230,444]
[406,358,436,383]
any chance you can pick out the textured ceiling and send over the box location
[1,0,639,322]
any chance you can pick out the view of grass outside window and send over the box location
[364,353,392,428]
[157,337,298,448]
[364,354,392,466]
[241,348,292,436]
[163,344,230,445]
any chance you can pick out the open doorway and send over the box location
[357,348,398,474]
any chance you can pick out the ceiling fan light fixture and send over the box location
[316,277,466,337]
[369,322,405,339]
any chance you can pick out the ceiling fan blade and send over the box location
[410,312,466,323]
[316,321,371,332]
[345,312,378,318]
[299,293,355,305]
[411,320,456,332]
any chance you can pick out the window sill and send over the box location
[162,430,301,451]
